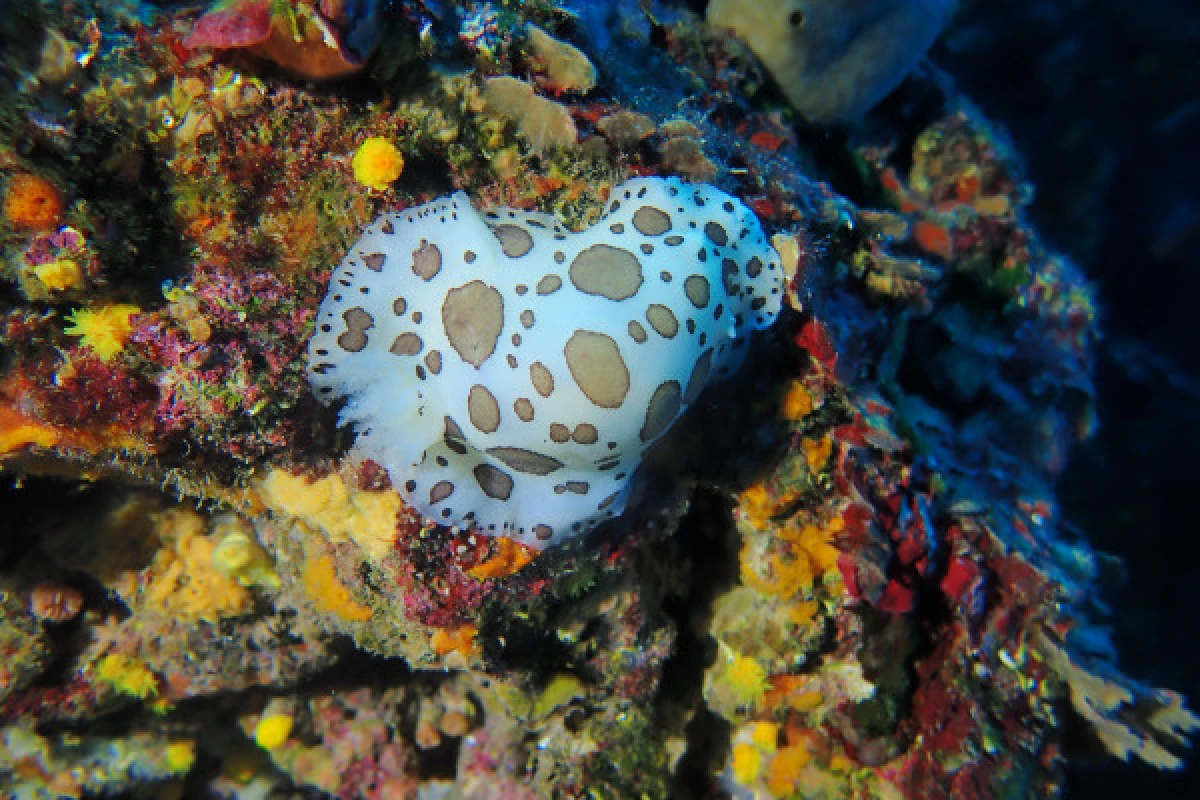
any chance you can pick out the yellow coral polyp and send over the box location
[64,303,139,361]
[94,654,159,699]
[782,522,842,577]
[352,137,404,190]
[254,713,294,750]
[722,651,771,708]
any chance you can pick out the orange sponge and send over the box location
[4,173,65,230]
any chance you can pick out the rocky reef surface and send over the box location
[0,1,1194,798]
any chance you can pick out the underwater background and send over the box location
[0,1,1197,798]
[937,1,1200,796]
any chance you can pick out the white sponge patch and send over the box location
[308,176,783,548]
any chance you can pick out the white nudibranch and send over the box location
[308,176,783,548]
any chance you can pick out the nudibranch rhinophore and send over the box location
[308,176,783,548]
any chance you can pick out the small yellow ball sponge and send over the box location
[64,303,139,361]
[254,713,294,750]
[352,137,404,190]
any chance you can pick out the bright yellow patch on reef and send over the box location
[740,484,775,525]
[732,742,764,785]
[743,514,844,604]
[301,552,373,622]
[94,653,159,699]
[780,380,814,421]
[254,713,294,750]
[257,470,403,560]
[739,482,806,531]
[467,536,538,579]
[728,721,780,787]
[165,741,197,774]
[750,721,780,751]
[431,624,479,658]
[140,508,255,621]
[766,743,812,797]
[352,137,404,190]
[779,518,841,575]
[64,303,139,361]
[33,258,84,292]
[802,434,833,473]
[0,406,60,455]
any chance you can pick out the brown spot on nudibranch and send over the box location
[645,304,678,339]
[530,362,555,397]
[393,297,407,316]
[632,206,671,236]
[704,221,728,246]
[442,280,504,368]
[486,447,564,475]
[468,384,501,433]
[520,310,535,328]
[425,350,442,374]
[337,307,373,352]
[564,330,630,408]
[684,275,710,308]
[389,332,423,356]
[514,397,534,421]
[746,256,763,278]
[572,423,598,444]
[533,524,554,541]
[494,224,534,257]
[412,240,442,281]
[628,320,648,343]
[549,422,570,443]
[536,275,562,295]
[569,244,644,301]
[640,380,681,442]
[429,481,455,504]
[363,252,386,271]
[474,463,513,500]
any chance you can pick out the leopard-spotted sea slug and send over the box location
[308,176,783,548]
